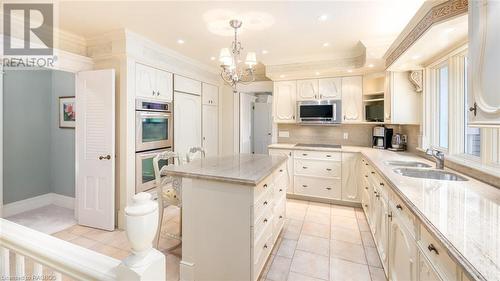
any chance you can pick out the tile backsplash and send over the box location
[277,124,421,153]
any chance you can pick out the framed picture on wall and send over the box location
[59,96,76,128]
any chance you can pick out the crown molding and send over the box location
[384,0,468,68]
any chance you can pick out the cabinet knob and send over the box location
[427,244,439,255]
[396,204,403,210]
[303,166,308,169]
[280,169,283,172]
[364,204,368,208]
[326,187,332,190]
[365,187,368,190]
[279,215,283,219]
[371,172,375,174]
[152,90,155,95]
[263,184,268,188]
[375,194,380,198]
[302,184,308,188]
[264,218,268,223]
[302,153,308,156]
[264,244,268,249]
[326,155,332,157]
[326,168,332,171]
[469,102,477,116]
[263,201,268,205]
[157,91,160,96]
[365,175,368,178]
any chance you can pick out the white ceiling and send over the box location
[57,0,425,70]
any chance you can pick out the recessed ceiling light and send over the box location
[279,74,285,78]
[177,39,185,44]
[210,56,216,61]
[262,50,269,54]
[347,69,353,73]
[322,42,330,47]
[315,71,320,76]
[411,54,421,60]
[318,14,328,21]
[368,64,374,68]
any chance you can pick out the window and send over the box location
[438,65,449,149]
[463,57,481,157]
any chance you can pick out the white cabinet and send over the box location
[374,185,389,272]
[341,76,363,123]
[174,75,201,95]
[202,105,218,157]
[388,207,417,281]
[136,63,173,101]
[202,83,218,105]
[468,0,500,126]
[297,78,342,101]
[385,72,420,124]
[273,81,297,123]
[297,79,318,101]
[268,149,294,194]
[341,152,360,203]
[174,92,201,159]
[418,251,441,281]
[319,78,342,99]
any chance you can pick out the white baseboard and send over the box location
[3,193,75,217]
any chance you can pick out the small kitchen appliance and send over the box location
[389,133,407,151]
[135,99,173,152]
[297,100,342,124]
[372,126,393,149]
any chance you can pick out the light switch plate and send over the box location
[278,131,290,138]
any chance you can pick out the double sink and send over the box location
[385,160,468,181]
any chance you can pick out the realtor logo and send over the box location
[3,3,53,55]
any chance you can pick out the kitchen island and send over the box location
[164,154,289,281]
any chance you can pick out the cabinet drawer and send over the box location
[255,175,273,201]
[418,225,458,281]
[253,189,272,223]
[294,150,341,161]
[390,193,417,238]
[294,159,341,178]
[273,199,286,241]
[253,226,273,281]
[294,176,341,200]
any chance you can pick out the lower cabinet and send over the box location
[268,149,294,194]
[418,251,441,281]
[342,152,361,202]
[388,204,418,281]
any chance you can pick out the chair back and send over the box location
[153,151,181,186]
[186,147,206,162]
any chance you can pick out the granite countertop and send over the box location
[269,143,500,281]
[164,154,287,185]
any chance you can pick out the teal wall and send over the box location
[3,70,75,204]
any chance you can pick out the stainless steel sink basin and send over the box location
[393,168,468,181]
[385,161,432,168]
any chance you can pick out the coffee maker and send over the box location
[372,126,393,149]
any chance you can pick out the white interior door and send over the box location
[253,103,272,154]
[76,69,115,231]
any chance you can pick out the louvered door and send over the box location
[76,69,115,231]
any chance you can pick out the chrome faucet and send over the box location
[426,148,445,169]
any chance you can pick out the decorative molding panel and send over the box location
[385,0,468,68]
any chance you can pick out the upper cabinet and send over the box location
[341,76,363,123]
[273,81,297,123]
[174,75,201,96]
[319,78,342,99]
[297,78,342,101]
[136,63,173,101]
[297,79,318,101]
[385,72,421,125]
[202,83,218,106]
[468,0,500,126]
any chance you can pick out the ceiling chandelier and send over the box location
[219,19,257,88]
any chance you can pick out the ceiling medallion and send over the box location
[219,19,257,89]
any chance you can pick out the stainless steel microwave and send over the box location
[297,100,342,124]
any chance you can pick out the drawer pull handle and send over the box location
[364,175,368,178]
[302,153,308,156]
[365,187,368,190]
[263,201,268,205]
[302,184,308,188]
[264,218,268,223]
[303,166,308,169]
[364,204,368,208]
[279,189,283,192]
[326,155,332,157]
[371,172,375,174]
[264,244,268,249]
[326,168,332,171]
[280,169,283,172]
[374,191,378,194]
[396,204,403,210]
[427,244,439,255]
[375,194,380,198]
[263,184,268,188]
[326,187,332,190]
[380,182,384,186]
[279,215,283,219]
[365,163,369,166]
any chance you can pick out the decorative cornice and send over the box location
[385,0,468,68]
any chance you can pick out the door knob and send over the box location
[99,155,111,160]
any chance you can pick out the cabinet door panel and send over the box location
[174,75,201,95]
[418,252,441,281]
[202,83,218,105]
[389,213,417,281]
[156,70,173,101]
[273,81,297,123]
[268,149,294,194]
[174,92,201,159]
[342,152,360,202]
[341,76,363,123]
[468,0,500,125]
[202,105,218,157]
[136,63,156,98]
[297,79,318,101]
[319,78,341,99]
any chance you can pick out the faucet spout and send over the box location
[426,147,445,169]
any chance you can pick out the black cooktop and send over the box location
[295,143,342,149]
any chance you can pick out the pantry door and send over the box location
[76,69,115,231]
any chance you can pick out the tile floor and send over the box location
[52,199,387,281]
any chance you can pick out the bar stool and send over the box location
[153,151,182,250]
[186,147,206,162]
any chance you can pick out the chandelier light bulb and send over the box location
[245,52,257,67]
